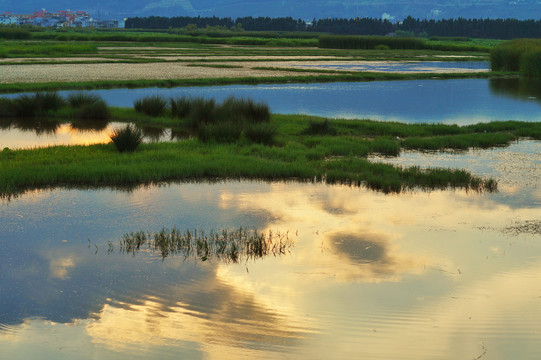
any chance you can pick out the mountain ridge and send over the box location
[2,0,540,20]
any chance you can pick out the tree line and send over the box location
[125,16,541,39]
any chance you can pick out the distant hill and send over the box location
[2,0,541,20]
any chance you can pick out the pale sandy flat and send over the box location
[133,55,342,60]
[97,46,186,50]
[0,62,326,84]
[0,57,125,64]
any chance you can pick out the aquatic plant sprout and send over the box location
[112,227,294,262]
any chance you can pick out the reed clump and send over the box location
[67,92,102,108]
[117,227,293,262]
[0,92,66,118]
[171,96,273,143]
[68,92,110,120]
[491,39,541,76]
[134,95,168,117]
[110,125,144,153]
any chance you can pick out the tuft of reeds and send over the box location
[67,92,102,108]
[170,96,272,144]
[491,39,541,76]
[67,92,110,120]
[188,97,217,129]
[219,96,271,123]
[170,96,193,119]
[116,227,293,262]
[0,98,15,117]
[6,92,66,117]
[77,99,110,120]
[134,95,168,117]
[12,94,41,117]
[109,125,144,153]
[35,92,66,112]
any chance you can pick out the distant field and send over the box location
[0,29,505,91]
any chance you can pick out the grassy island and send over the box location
[2,92,540,198]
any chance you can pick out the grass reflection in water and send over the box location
[109,227,294,262]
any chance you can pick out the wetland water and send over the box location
[75,78,541,124]
[2,78,541,149]
[292,61,490,72]
[0,120,178,149]
[1,141,540,359]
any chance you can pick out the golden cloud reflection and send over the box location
[217,184,443,284]
[205,181,541,358]
[86,284,317,358]
[49,256,76,280]
[55,124,112,145]
[322,232,427,282]
[349,261,541,359]
[1,123,114,150]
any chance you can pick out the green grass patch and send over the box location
[0,42,97,58]
[318,35,489,52]
[186,63,244,69]
[2,103,540,198]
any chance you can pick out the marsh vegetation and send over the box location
[2,91,540,197]
[111,227,293,262]
[491,39,541,77]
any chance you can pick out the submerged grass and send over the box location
[114,227,293,262]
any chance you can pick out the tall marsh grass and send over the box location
[134,95,168,116]
[68,92,110,120]
[0,92,65,117]
[171,96,272,143]
[491,39,541,76]
[110,125,144,153]
[67,92,102,108]
[319,35,425,50]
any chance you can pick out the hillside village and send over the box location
[0,9,124,28]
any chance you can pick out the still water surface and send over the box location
[0,121,179,149]
[292,61,490,72]
[1,141,540,359]
[80,78,541,124]
[2,78,541,149]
